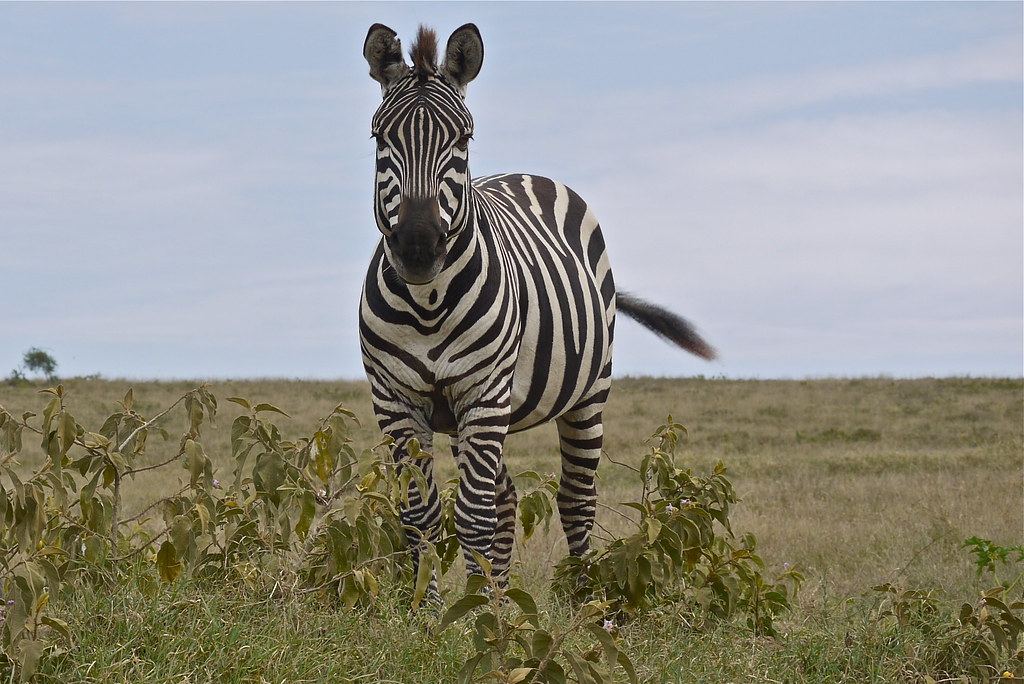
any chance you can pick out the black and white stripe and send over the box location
[359,24,714,592]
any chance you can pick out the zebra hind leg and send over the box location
[555,399,605,558]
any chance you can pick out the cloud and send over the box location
[1,3,1019,379]
[601,107,1022,377]
[673,34,1022,127]
[546,35,1023,378]
[599,108,1022,290]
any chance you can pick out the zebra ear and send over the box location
[364,23,408,92]
[440,23,483,94]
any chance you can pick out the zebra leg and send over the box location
[453,413,511,580]
[449,436,516,586]
[555,397,606,557]
[390,429,442,601]
[491,460,518,586]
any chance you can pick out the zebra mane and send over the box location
[410,25,438,80]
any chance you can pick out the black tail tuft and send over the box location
[617,292,717,361]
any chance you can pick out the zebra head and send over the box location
[363,23,484,285]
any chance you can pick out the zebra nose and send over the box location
[395,199,445,250]
[396,196,443,230]
[389,196,448,283]
[390,226,443,264]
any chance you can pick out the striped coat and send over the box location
[360,23,714,593]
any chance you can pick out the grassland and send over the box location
[2,375,1021,682]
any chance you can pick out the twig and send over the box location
[590,518,618,543]
[597,501,639,525]
[112,525,172,564]
[526,603,596,684]
[602,451,641,474]
[124,445,187,477]
[116,390,195,454]
[893,529,953,582]
[109,462,121,553]
[112,388,198,554]
[119,484,191,526]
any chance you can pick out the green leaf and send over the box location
[195,501,211,532]
[83,535,106,565]
[184,439,207,488]
[226,396,251,410]
[412,543,438,610]
[505,587,538,619]
[438,593,489,631]
[586,623,622,672]
[621,501,647,516]
[170,515,192,555]
[507,667,534,683]
[530,629,554,659]
[254,403,290,417]
[617,649,638,683]
[41,615,71,641]
[340,575,361,609]
[563,651,596,684]
[457,652,485,684]
[58,410,78,455]
[82,431,111,450]
[645,517,663,544]
[541,660,567,684]
[17,638,44,683]
[254,451,286,497]
[465,573,489,596]
[156,540,181,583]
[578,601,608,621]
[313,430,333,481]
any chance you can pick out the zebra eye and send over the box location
[455,133,472,151]
[372,133,387,152]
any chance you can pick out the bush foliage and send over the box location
[1,385,1019,682]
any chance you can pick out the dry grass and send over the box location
[2,375,1020,606]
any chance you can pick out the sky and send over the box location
[0,1,1021,381]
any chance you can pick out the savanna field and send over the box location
[1,376,1021,682]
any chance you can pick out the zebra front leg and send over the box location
[454,449,499,580]
[491,460,518,585]
[390,431,443,602]
[555,403,605,557]
[448,440,516,586]
[453,413,512,582]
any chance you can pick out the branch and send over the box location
[119,484,191,526]
[603,451,641,474]
[111,525,172,564]
[124,444,187,477]
[597,501,639,525]
[117,389,197,454]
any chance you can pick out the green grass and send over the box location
[2,375,1021,681]
[35,571,931,683]
[41,571,469,683]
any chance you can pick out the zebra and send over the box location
[359,23,715,595]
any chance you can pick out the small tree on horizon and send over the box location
[22,347,59,382]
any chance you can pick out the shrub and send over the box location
[872,538,1023,680]
[1,390,800,681]
[552,418,803,636]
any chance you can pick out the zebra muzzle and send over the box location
[388,197,448,284]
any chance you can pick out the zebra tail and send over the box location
[616,291,717,361]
